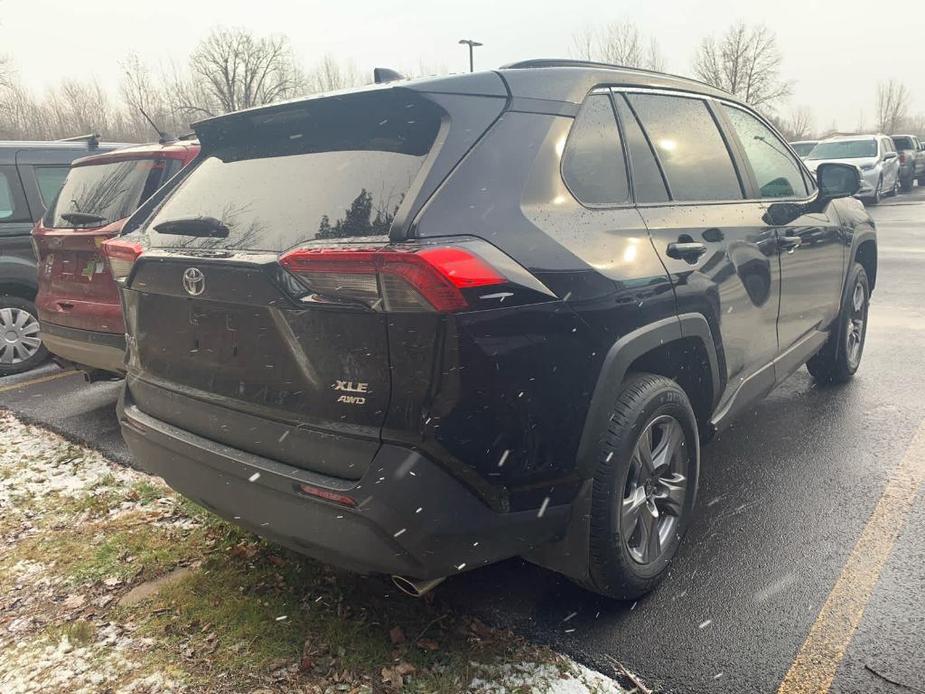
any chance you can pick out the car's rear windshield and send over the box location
[45,159,169,229]
[892,136,913,149]
[147,90,443,252]
[806,140,877,159]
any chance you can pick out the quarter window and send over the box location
[627,93,742,201]
[722,105,809,198]
[562,94,630,205]
[33,166,70,207]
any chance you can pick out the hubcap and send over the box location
[0,307,42,365]
[846,279,867,369]
[620,414,689,565]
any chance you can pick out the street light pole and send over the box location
[458,39,483,73]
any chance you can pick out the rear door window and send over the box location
[892,136,913,150]
[561,94,630,205]
[33,166,70,207]
[627,93,742,202]
[0,166,30,222]
[45,159,169,228]
[722,105,809,198]
[613,95,669,203]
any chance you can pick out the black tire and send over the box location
[584,373,700,600]
[807,263,869,384]
[867,178,882,205]
[0,295,48,376]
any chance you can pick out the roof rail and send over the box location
[499,59,731,96]
[57,133,100,149]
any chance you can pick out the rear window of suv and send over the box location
[45,159,170,229]
[147,91,443,252]
[892,136,914,150]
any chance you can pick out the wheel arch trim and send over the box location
[574,313,719,479]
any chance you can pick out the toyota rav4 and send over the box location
[109,61,877,599]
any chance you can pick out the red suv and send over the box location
[33,140,199,376]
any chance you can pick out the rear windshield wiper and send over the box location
[153,216,230,238]
[60,212,106,226]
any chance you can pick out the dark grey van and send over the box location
[0,137,128,374]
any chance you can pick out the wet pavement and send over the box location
[3,188,924,693]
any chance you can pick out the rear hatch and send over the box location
[118,84,511,479]
[34,157,180,333]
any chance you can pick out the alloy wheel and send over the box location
[0,307,42,365]
[845,279,867,370]
[620,414,689,565]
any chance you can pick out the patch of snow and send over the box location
[469,659,625,693]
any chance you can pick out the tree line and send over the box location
[0,22,920,143]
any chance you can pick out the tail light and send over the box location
[279,246,507,312]
[102,238,144,282]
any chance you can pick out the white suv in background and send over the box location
[805,134,900,204]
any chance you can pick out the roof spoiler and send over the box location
[57,133,100,149]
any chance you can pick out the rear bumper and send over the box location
[118,392,569,579]
[40,322,125,374]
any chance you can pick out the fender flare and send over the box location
[574,313,720,479]
[849,228,877,291]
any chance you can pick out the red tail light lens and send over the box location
[102,238,144,281]
[278,246,505,312]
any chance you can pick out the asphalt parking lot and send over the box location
[2,188,924,693]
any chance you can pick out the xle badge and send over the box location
[333,380,369,405]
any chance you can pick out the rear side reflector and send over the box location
[297,483,357,507]
[278,246,506,312]
[102,238,144,282]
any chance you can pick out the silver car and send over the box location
[789,140,818,159]
[804,134,901,204]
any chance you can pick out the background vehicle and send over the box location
[804,134,900,204]
[891,134,925,191]
[0,136,129,375]
[32,140,199,377]
[111,62,876,600]
[789,140,818,158]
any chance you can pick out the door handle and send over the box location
[778,236,802,253]
[666,241,707,262]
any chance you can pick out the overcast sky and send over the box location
[2,0,923,132]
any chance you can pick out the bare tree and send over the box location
[170,27,306,119]
[306,54,362,93]
[875,80,910,133]
[693,23,792,109]
[786,106,815,140]
[120,53,184,138]
[570,21,665,71]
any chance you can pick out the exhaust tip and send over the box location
[391,575,446,598]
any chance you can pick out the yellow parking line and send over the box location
[778,419,925,694]
[0,369,81,394]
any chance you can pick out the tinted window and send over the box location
[807,139,877,159]
[33,166,70,206]
[790,142,817,157]
[0,167,30,222]
[893,136,913,150]
[614,95,669,203]
[561,94,629,205]
[148,93,442,251]
[628,94,742,201]
[723,106,808,198]
[46,159,168,228]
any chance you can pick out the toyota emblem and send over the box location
[182,267,205,296]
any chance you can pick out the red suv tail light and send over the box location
[102,238,144,282]
[279,246,507,312]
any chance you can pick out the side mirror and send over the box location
[883,151,898,161]
[817,163,861,199]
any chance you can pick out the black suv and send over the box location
[0,137,128,374]
[113,61,876,599]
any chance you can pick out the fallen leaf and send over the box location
[416,638,439,652]
[389,626,406,645]
[63,594,86,610]
[395,662,416,676]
